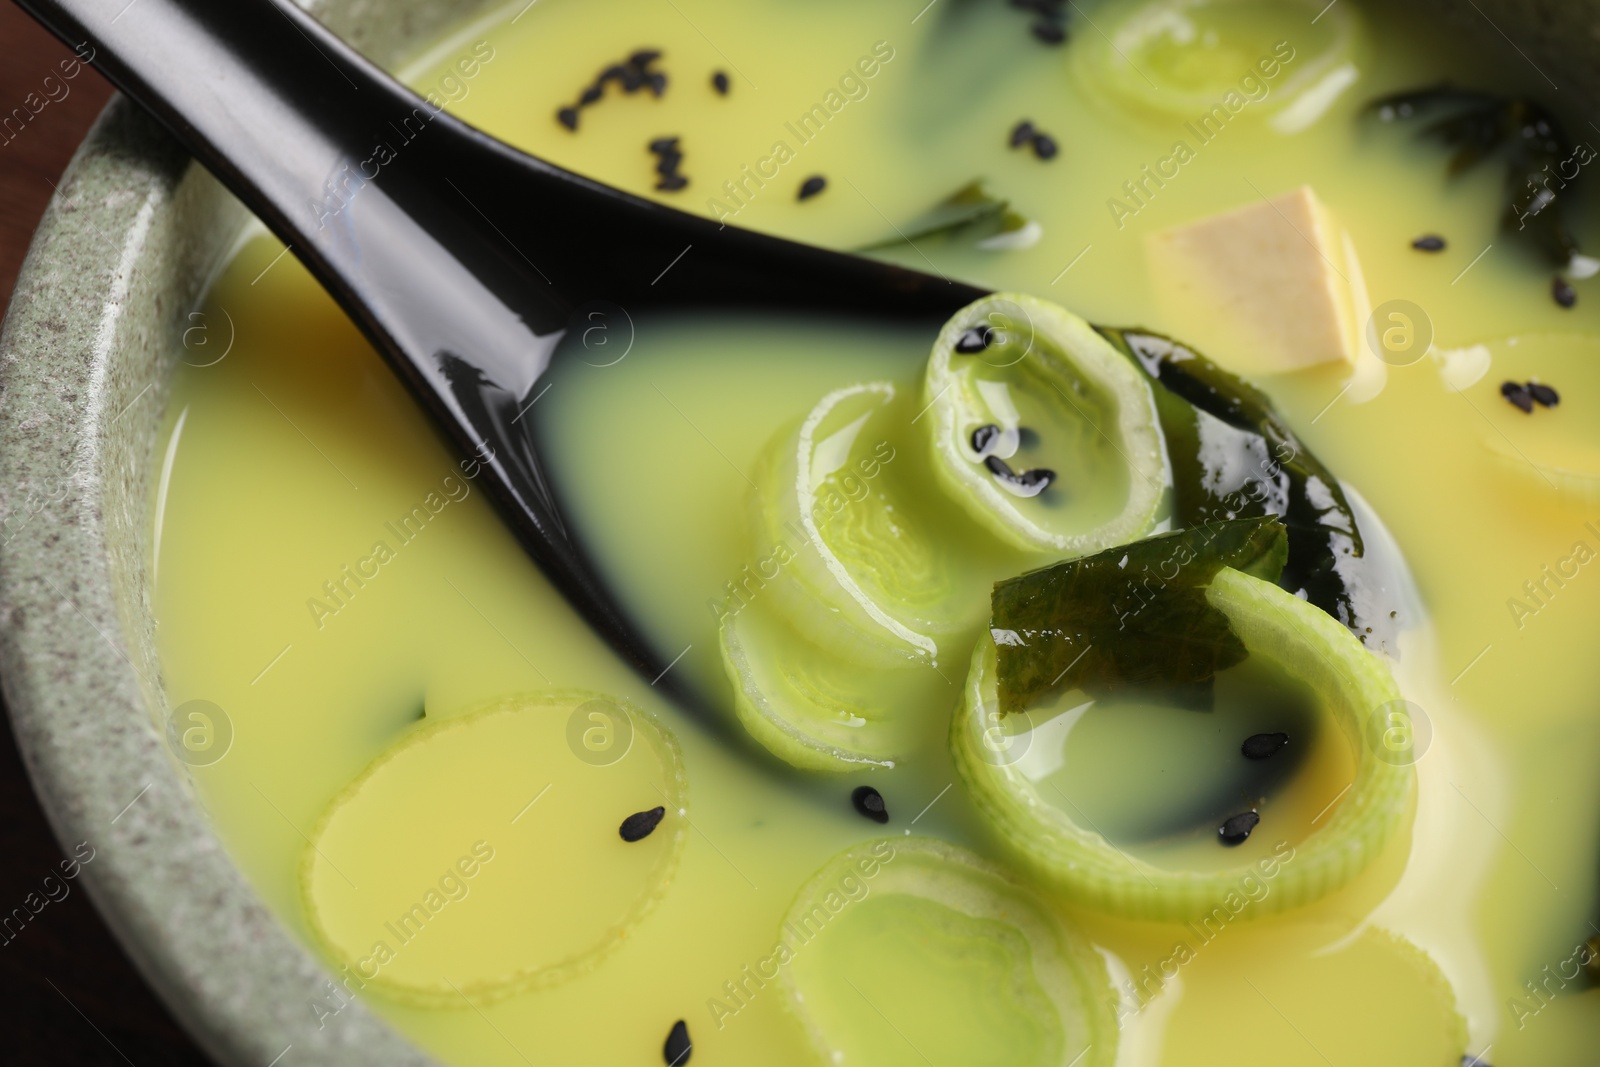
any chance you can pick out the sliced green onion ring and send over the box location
[719,596,950,772]
[924,294,1168,554]
[953,567,1413,921]
[753,381,988,667]
[301,690,686,1004]
[1078,0,1359,130]
[1441,332,1600,504]
[779,837,1118,1067]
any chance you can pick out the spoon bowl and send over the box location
[16,0,985,689]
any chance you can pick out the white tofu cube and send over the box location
[1146,186,1363,375]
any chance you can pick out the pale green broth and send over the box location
[148,0,1600,1063]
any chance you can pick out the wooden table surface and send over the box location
[0,4,214,1063]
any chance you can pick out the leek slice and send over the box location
[954,567,1412,921]
[1079,0,1359,129]
[719,597,952,772]
[1167,925,1465,1063]
[923,294,1167,553]
[752,381,993,666]
[778,837,1117,1067]
[301,690,686,1004]
[1443,333,1600,503]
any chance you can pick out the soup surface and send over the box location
[151,0,1600,1064]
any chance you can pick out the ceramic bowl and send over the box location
[1,0,1596,1064]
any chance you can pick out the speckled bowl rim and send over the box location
[0,0,509,1062]
[1,1,1598,1065]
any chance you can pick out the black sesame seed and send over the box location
[851,785,889,824]
[1554,277,1578,308]
[1241,732,1289,760]
[984,455,1055,497]
[556,107,580,131]
[712,71,730,95]
[598,63,628,84]
[1009,120,1037,148]
[1031,133,1059,160]
[579,85,603,105]
[1500,380,1534,413]
[647,72,669,97]
[1031,20,1067,44]
[630,49,663,68]
[649,136,680,153]
[655,152,684,175]
[955,326,994,353]
[1017,468,1055,494]
[798,175,828,201]
[1218,810,1260,845]
[1411,234,1446,252]
[971,424,1001,455]
[656,174,689,192]
[1528,381,1560,407]
[664,1019,692,1066]
[620,66,645,92]
[620,806,666,842]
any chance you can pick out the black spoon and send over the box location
[16,0,986,691]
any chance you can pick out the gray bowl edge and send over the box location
[0,1,499,1064]
[3,0,1600,1065]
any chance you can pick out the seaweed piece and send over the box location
[902,0,1069,139]
[990,516,1288,713]
[854,180,1032,251]
[1096,327,1394,652]
[1364,84,1587,266]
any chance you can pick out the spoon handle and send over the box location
[17,0,986,703]
[19,0,422,283]
[18,0,981,329]
[14,0,577,358]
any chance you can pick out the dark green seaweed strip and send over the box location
[1097,327,1392,652]
[1363,84,1582,266]
[991,516,1287,714]
[853,180,1030,251]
